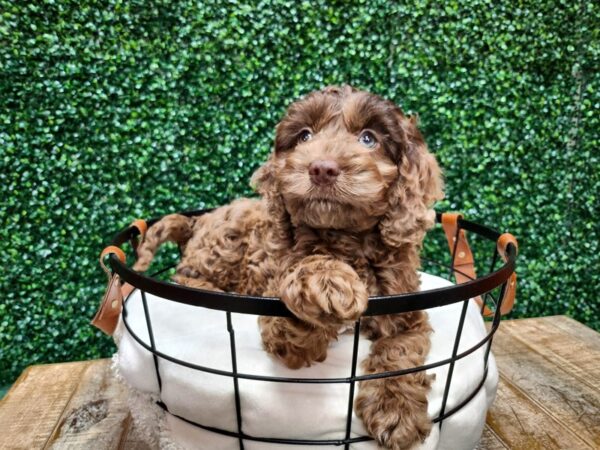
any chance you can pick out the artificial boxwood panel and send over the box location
[0,1,598,385]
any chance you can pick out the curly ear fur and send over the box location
[379,115,444,248]
[250,156,293,253]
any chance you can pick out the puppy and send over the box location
[133,85,443,450]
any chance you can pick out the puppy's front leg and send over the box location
[279,255,369,328]
[355,312,434,450]
[258,316,338,369]
[259,255,368,369]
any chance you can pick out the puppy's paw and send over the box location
[355,378,432,450]
[280,255,368,328]
[258,316,335,369]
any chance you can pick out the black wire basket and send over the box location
[100,210,518,449]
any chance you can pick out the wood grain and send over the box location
[485,316,600,450]
[46,359,131,449]
[487,374,594,449]
[491,320,600,447]
[497,316,600,391]
[0,361,90,449]
[477,426,509,450]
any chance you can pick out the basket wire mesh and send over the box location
[107,210,517,448]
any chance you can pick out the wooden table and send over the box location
[1,316,599,449]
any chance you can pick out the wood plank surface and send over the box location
[486,374,593,449]
[485,316,600,450]
[46,359,131,449]
[0,359,149,450]
[1,316,599,449]
[497,316,600,391]
[0,361,90,449]
[491,321,600,447]
[477,426,509,449]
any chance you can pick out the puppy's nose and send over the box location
[309,160,340,185]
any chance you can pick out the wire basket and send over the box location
[98,210,518,449]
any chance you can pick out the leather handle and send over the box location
[496,233,518,315]
[441,213,489,315]
[441,214,518,317]
[130,219,148,238]
[93,245,127,335]
[497,233,518,258]
[99,246,126,281]
[128,219,148,256]
[93,243,136,336]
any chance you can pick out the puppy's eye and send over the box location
[359,131,377,148]
[298,129,313,143]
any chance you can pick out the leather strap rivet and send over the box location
[458,251,466,258]
[111,300,118,309]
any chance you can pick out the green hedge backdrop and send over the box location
[1,0,598,386]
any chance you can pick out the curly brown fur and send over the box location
[133,213,194,272]
[133,85,443,450]
[355,316,434,450]
[259,316,339,369]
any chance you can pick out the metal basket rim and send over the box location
[107,209,517,317]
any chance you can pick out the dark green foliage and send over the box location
[0,0,598,385]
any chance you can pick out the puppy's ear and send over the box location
[250,155,276,197]
[379,115,444,248]
[250,155,293,250]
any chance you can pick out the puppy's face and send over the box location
[270,87,408,230]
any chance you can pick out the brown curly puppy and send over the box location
[133,85,443,450]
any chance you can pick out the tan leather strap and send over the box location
[93,220,147,335]
[92,219,148,335]
[497,233,518,315]
[99,246,126,280]
[129,219,148,256]
[93,246,126,335]
[441,213,518,317]
[441,213,489,315]
[101,220,146,286]
[131,219,148,237]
